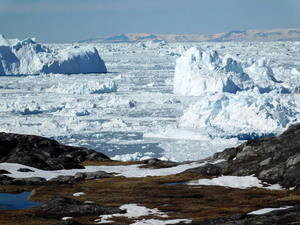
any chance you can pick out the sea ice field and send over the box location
[1,40,300,162]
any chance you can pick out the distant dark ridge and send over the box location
[79,28,300,43]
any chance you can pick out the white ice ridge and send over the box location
[0,34,107,75]
[179,91,300,138]
[174,47,289,96]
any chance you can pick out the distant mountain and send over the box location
[80,28,300,43]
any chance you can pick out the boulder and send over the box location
[54,220,86,225]
[9,177,46,185]
[196,206,300,225]
[49,176,77,185]
[74,171,113,180]
[0,132,110,170]
[36,197,124,219]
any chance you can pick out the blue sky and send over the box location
[1,0,300,43]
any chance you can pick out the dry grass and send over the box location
[1,168,300,224]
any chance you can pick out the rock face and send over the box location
[0,35,107,75]
[0,132,110,170]
[186,123,300,188]
[36,197,124,219]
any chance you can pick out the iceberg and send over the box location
[174,47,288,96]
[179,91,300,138]
[0,35,107,75]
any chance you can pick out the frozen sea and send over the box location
[1,41,299,161]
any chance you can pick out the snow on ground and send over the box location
[0,41,299,161]
[95,203,191,224]
[187,175,283,190]
[1,161,284,191]
[73,192,86,197]
[0,35,107,75]
[248,206,294,215]
[0,162,204,180]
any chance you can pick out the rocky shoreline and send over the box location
[1,124,300,224]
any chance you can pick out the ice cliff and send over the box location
[0,35,107,75]
[174,47,288,96]
[179,91,300,138]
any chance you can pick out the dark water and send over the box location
[54,131,164,158]
[0,192,42,210]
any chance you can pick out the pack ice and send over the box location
[175,47,300,138]
[0,34,107,75]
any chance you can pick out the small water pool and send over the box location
[0,192,42,210]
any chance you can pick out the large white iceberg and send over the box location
[173,47,288,96]
[0,35,107,75]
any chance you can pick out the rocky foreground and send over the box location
[0,125,300,224]
[189,123,300,188]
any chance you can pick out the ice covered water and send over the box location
[0,41,299,161]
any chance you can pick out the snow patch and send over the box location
[96,203,191,224]
[73,192,86,197]
[248,206,293,215]
[187,175,283,190]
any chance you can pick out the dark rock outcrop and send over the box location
[9,177,47,185]
[0,175,47,185]
[54,220,87,225]
[0,169,10,174]
[0,132,110,170]
[0,174,14,184]
[195,206,300,225]
[36,197,124,219]
[74,171,114,180]
[142,158,180,168]
[185,123,300,188]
